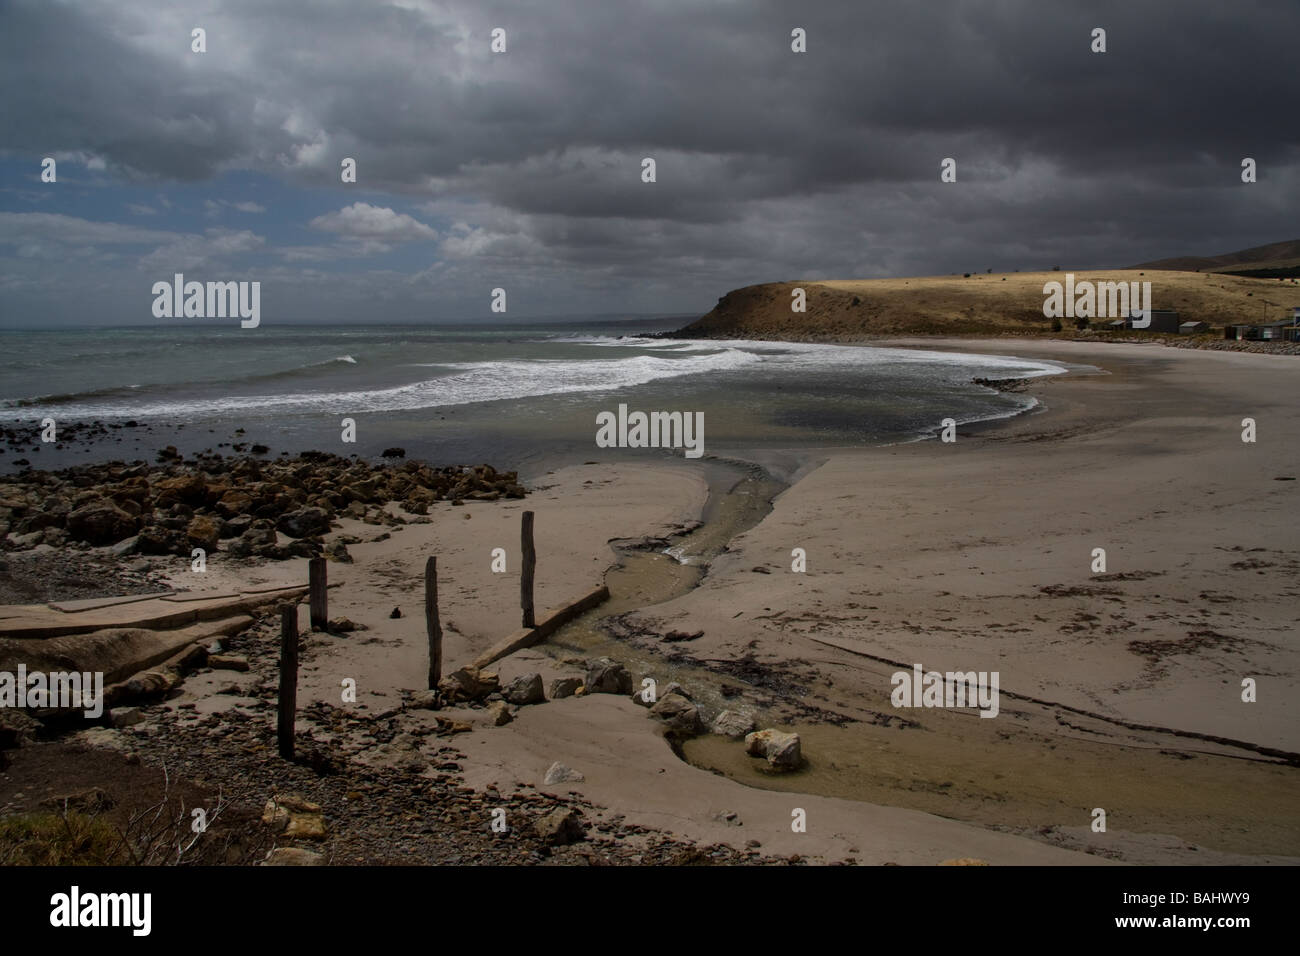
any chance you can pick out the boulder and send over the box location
[662,681,691,700]
[549,677,583,699]
[744,729,803,771]
[65,500,138,545]
[486,701,513,726]
[186,515,221,551]
[153,473,206,506]
[535,807,586,846]
[215,489,254,518]
[712,710,757,739]
[503,673,545,705]
[648,693,702,734]
[110,707,146,728]
[543,762,585,785]
[277,506,332,538]
[137,526,185,555]
[262,794,328,840]
[584,657,632,695]
[437,666,500,702]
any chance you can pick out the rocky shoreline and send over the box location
[0,450,528,602]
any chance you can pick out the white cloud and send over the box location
[309,202,437,242]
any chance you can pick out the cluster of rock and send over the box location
[423,655,804,773]
[0,451,527,557]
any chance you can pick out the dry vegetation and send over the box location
[681,270,1300,340]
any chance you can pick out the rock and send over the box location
[208,654,249,672]
[222,514,253,538]
[437,666,499,702]
[584,657,632,695]
[41,787,116,814]
[712,710,757,739]
[262,848,326,866]
[503,673,545,705]
[215,489,254,518]
[381,447,406,458]
[277,506,331,538]
[715,809,743,826]
[110,707,146,728]
[327,617,363,633]
[543,761,585,785]
[0,709,40,748]
[939,858,990,866]
[662,681,691,700]
[326,540,352,563]
[186,515,221,551]
[406,690,440,710]
[227,520,276,557]
[662,629,704,642]
[389,606,402,619]
[262,794,328,840]
[549,677,583,699]
[137,525,185,555]
[153,473,205,505]
[487,701,513,726]
[536,807,586,846]
[648,693,702,734]
[65,500,138,545]
[434,717,473,736]
[744,729,803,771]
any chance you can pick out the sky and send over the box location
[1,0,1297,327]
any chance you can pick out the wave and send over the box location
[2,355,361,410]
[5,346,764,420]
[2,337,1072,423]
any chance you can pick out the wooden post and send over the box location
[308,557,327,631]
[425,556,442,689]
[521,510,536,628]
[277,604,298,760]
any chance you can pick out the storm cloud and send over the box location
[1,0,1296,324]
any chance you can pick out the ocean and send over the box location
[0,319,1073,478]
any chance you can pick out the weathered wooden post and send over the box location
[425,556,442,689]
[308,557,327,631]
[521,510,536,628]
[277,604,298,760]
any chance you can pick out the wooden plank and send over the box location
[47,592,174,613]
[425,556,442,688]
[0,587,309,639]
[161,591,241,603]
[308,558,327,631]
[471,584,610,670]
[277,604,298,761]
[521,510,536,628]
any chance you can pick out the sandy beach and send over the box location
[4,337,1297,866]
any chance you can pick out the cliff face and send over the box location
[678,271,1300,340]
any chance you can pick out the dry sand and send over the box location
[163,339,1299,865]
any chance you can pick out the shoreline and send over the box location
[4,336,1297,865]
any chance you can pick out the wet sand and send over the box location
[134,338,1299,864]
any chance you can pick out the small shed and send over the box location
[1128,309,1181,332]
[1179,321,1209,334]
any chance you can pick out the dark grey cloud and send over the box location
[1,0,1297,324]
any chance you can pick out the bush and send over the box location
[1051,317,1063,332]
[0,812,122,866]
